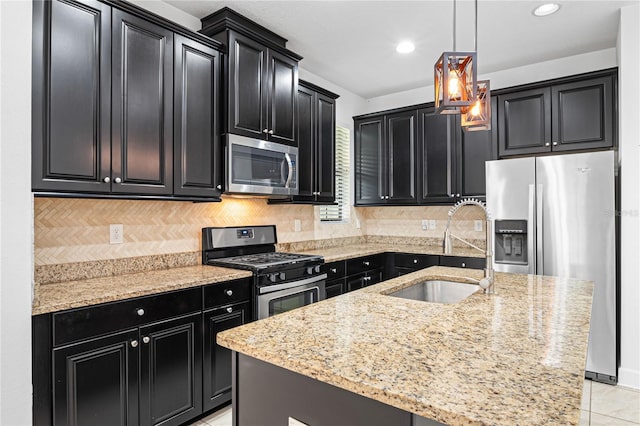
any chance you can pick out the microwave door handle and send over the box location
[284,153,293,188]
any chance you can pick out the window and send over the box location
[320,126,350,222]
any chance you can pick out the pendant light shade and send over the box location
[461,80,491,130]
[434,51,477,114]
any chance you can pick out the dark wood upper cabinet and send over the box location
[354,110,417,205]
[498,73,615,157]
[386,110,417,204]
[32,0,112,193]
[498,87,552,157]
[200,9,302,147]
[418,107,457,204]
[354,117,385,205]
[284,80,338,204]
[551,75,614,151]
[111,9,173,195]
[173,35,222,198]
[456,96,498,201]
[33,0,224,200]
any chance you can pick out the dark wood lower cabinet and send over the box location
[53,329,139,426]
[346,269,384,292]
[139,313,202,426]
[234,353,413,426]
[203,302,251,412]
[325,279,345,298]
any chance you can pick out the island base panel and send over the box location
[233,352,414,426]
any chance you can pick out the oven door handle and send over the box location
[258,274,327,294]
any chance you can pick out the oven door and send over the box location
[257,275,326,319]
[227,134,298,196]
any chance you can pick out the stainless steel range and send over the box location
[202,226,326,320]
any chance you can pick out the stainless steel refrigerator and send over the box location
[486,150,617,383]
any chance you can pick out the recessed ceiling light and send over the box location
[396,41,415,54]
[533,3,560,17]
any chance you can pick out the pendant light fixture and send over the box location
[461,0,491,130]
[434,0,477,115]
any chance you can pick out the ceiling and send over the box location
[165,0,636,99]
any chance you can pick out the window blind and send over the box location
[320,126,350,222]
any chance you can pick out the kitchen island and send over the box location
[217,266,594,425]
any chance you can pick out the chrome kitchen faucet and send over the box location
[443,198,495,294]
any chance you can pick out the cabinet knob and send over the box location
[136,308,145,316]
[413,259,418,264]
[385,196,389,199]
[330,268,337,273]
[363,261,370,266]
[456,194,460,197]
[380,196,385,200]
[553,142,558,146]
[461,262,466,268]
[131,340,138,348]
[216,184,222,190]
[114,177,122,184]
[103,177,110,183]
[263,128,269,134]
[364,276,371,281]
[545,142,550,147]
[225,289,233,296]
[142,336,150,344]
[268,130,274,135]
[227,307,233,313]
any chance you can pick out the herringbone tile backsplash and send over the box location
[34,198,484,266]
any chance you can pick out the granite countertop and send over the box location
[32,265,252,315]
[217,266,594,425]
[297,243,484,263]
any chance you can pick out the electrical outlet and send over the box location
[355,218,361,229]
[421,219,428,230]
[294,219,301,232]
[429,219,437,230]
[474,220,483,232]
[110,224,123,244]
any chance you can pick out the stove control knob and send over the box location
[314,265,321,273]
[306,267,314,275]
[269,274,277,283]
[279,272,286,280]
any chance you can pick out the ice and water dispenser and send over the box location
[494,220,528,265]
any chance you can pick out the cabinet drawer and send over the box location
[394,253,439,270]
[53,287,202,346]
[346,254,385,276]
[204,278,252,309]
[439,256,485,270]
[325,279,345,299]
[321,261,345,280]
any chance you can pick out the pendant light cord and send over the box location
[452,0,456,51]
[474,0,478,52]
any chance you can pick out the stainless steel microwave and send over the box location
[226,134,298,196]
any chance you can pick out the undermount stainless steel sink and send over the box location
[387,280,479,304]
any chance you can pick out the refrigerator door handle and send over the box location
[536,184,544,274]
[528,184,536,275]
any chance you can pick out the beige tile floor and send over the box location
[191,380,640,425]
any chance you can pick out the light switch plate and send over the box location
[288,417,309,426]
[474,220,483,232]
[421,219,428,230]
[429,219,437,230]
[294,219,301,232]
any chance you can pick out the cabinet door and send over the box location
[457,97,497,201]
[354,117,385,205]
[53,329,139,426]
[112,10,173,194]
[387,110,417,204]
[139,313,202,426]
[325,279,345,298]
[498,88,551,157]
[203,302,251,412]
[173,35,221,198]
[418,108,458,204]
[551,76,614,151]
[295,84,316,201]
[346,274,365,292]
[227,31,267,138]
[32,0,111,193]
[266,50,298,146]
[315,94,337,202]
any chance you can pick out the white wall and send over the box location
[361,48,617,114]
[0,0,34,424]
[617,3,640,390]
[128,0,201,30]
